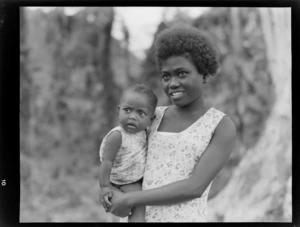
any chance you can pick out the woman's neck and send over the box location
[174,97,209,116]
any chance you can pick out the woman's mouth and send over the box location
[170,91,184,99]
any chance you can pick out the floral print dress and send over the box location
[142,106,225,222]
[99,126,147,185]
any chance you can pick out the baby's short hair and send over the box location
[154,23,219,79]
[122,84,157,113]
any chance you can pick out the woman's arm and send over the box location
[111,116,236,211]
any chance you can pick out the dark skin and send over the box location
[99,130,121,207]
[100,55,236,218]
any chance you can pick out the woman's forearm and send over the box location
[127,177,208,207]
[127,116,236,207]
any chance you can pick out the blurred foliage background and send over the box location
[20,7,291,222]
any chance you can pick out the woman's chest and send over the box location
[147,132,209,168]
[144,132,209,186]
[158,113,200,133]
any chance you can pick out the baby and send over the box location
[99,84,157,222]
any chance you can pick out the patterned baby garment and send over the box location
[142,106,225,222]
[99,126,147,185]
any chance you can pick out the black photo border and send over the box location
[0,0,299,226]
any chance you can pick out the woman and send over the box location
[99,23,236,222]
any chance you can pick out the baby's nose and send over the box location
[129,113,137,120]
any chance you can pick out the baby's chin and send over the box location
[121,125,144,134]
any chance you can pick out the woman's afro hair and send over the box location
[154,24,220,78]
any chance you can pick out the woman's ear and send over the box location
[151,114,156,123]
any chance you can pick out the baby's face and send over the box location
[119,91,154,134]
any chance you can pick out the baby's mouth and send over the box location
[127,123,137,129]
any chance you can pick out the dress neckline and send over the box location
[155,106,214,135]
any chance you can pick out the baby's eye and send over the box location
[138,111,146,116]
[123,108,131,113]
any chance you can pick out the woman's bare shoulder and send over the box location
[213,115,236,144]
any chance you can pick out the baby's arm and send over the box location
[99,131,122,207]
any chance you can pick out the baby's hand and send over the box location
[100,187,113,210]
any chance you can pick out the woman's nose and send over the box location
[169,77,180,88]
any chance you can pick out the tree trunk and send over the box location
[208,8,291,222]
[122,21,131,83]
[98,7,118,133]
[95,8,119,222]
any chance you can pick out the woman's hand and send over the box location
[107,189,133,217]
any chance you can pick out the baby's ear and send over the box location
[117,105,120,110]
[147,115,156,127]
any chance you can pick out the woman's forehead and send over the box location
[161,55,195,70]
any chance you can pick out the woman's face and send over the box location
[160,55,205,107]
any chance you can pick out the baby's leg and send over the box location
[109,183,122,191]
[105,183,122,222]
[119,181,145,222]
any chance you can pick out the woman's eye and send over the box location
[178,71,187,77]
[161,74,170,81]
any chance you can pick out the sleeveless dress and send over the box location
[99,126,147,185]
[142,106,225,222]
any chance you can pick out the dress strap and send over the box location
[151,106,168,132]
[196,108,225,144]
